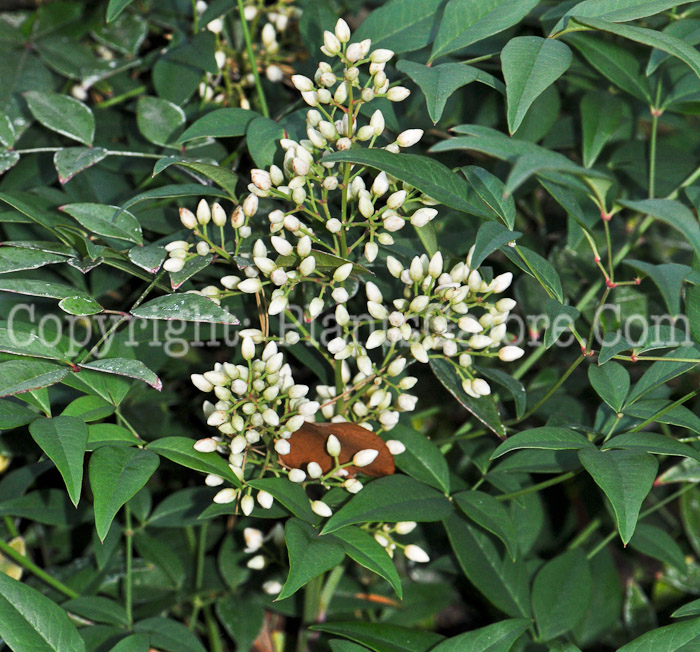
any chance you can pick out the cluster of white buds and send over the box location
[362,247,523,396]
[370,522,429,562]
[196,0,301,108]
[240,524,286,577]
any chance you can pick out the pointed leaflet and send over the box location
[588,361,630,412]
[24,91,94,146]
[629,522,687,572]
[54,147,108,184]
[581,91,623,167]
[78,358,162,390]
[60,203,143,245]
[131,294,239,324]
[502,37,572,134]
[603,432,700,463]
[321,475,452,534]
[532,549,592,641]
[462,166,516,229]
[0,360,69,397]
[0,572,85,652]
[312,622,443,652]
[279,518,345,600]
[430,0,540,61]
[176,107,259,143]
[492,427,594,459]
[428,619,531,652]
[29,416,88,506]
[470,222,521,269]
[625,260,700,315]
[137,96,185,147]
[617,612,700,651]
[89,446,160,540]
[578,448,657,544]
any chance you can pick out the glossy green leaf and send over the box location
[322,149,477,214]
[626,346,700,405]
[672,598,700,619]
[396,61,479,124]
[502,37,572,134]
[280,518,345,600]
[0,572,85,652]
[60,202,143,245]
[0,489,89,526]
[444,513,531,617]
[137,96,185,147]
[59,295,104,316]
[331,526,403,598]
[63,596,128,626]
[532,549,592,641]
[544,299,580,348]
[603,432,700,463]
[454,491,519,561]
[429,619,530,652]
[0,247,67,273]
[617,617,700,651]
[430,0,539,61]
[580,92,623,167]
[624,399,700,435]
[29,416,88,506]
[354,0,444,54]
[87,424,138,449]
[381,424,450,494]
[578,448,658,544]
[108,634,150,652]
[246,116,284,168]
[61,395,114,422]
[176,108,259,143]
[0,400,39,429]
[215,595,264,652]
[462,166,516,229]
[152,159,238,199]
[321,475,453,534]
[588,361,630,412]
[54,147,108,184]
[133,617,207,652]
[430,358,505,438]
[0,150,19,174]
[0,279,90,300]
[24,91,94,146]
[106,0,136,22]
[503,246,564,302]
[0,360,68,397]
[629,522,687,572]
[492,427,594,459]
[89,446,160,540]
[78,358,161,390]
[147,437,241,486]
[311,622,443,652]
[247,477,317,522]
[470,222,521,269]
[131,294,239,324]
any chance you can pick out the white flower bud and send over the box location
[275,439,291,455]
[241,494,255,516]
[396,129,423,148]
[364,241,378,262]
[262,580,282,594]
[257,490,274,509]
[371,172,390,197]
[324,434,341,457]
[333,262,353,282]
[335,18,351,43]
[469,334,492,350]
[192,374,214,392]
[411,341,429,363]
[288,468,306,483]
[386,439,406,455]
[352,449,379,467]
[499,345,524,362]
[395,521,417,535]
[242,194,258,217]
[194,438,218,453]
[344,478,363,493]
[196,199,211,225]
[458,316,483,333]
[370,48,394,63]
[180,207,197,229]
[411,207,438,227]
[241,337,256,361]
[472,378,491,396]
[404,543,430,563]
[366,330,386,349]
[385,256,403,278]
[323,30,341,55]
[205,474,224,487]
[311,500,333,518]
[357,125,375,141]
[247,554,266,570]
[163,258,185,273]
[238,278,263,294]
[291,75,315,92]
[492,272,513,293]
[370,109,385,136]
[213,488,237,504]
[301,91,319,106]
[332,287,349,303]
[211,202,226,227]
[386,86,411,102]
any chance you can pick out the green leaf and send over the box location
[617,618,700,651]
[62,395,114,422]
[491,427,594,459]
[503,246,564,302]
[0,247,67,273]
[279,518,345,600]
[624,399,700,435]
[353,0,444,54]
[108,634,150,652]
[128,244,166,274]
[626,346,700,405]
[626,260,699,315]
[571,17,700,82]
[246,116,284,168]
[24,91,94,146]
[147,437,242,486]
[430,358,505,438]
[152,159,238,199]
[106,0,136,22]
[396,61,479,124]
[89,446,160,540]
[629,522,687,572]
[331,526,403,599]
[672,598,700,619]
[0,150,19,174]
[552,0,686,33]
[429,619,531,652]
[478,368,527,420]
[603,432,700,463]
[321,475,453,534]
[0,400,39,429]
[565,33,651,102]
[322,149,476,214]
[0,279,90,301]
[215,595,264,652]
[0,360,68,397]
[588,361,630,412]
[470,222,521,269]
[0,572,85,652]
[444,513,531,617]
[131,293,239,324]
[87,424,138,449]
[54,147,108,184]
[544,299,580,349]
[133,617,207,652]
[580,92,623,167]
[78,358,162,390]
[176,108,259,144]
[532,549,592,641]
[311,622,443,652]
[63,596,128,627]
[60,202,143,245]
[247,477,317,522]
[59,296,103,316]
[381,424,449,494]
[454,491,519,561]
[168,253,213,290]
[0,489,89,526]
[681,487,700,557]
[430,0,540,61]
[461,166,516,229]
[578,448,658,544]
[502,37,572,135]
[147,487,216,527]
[29,416,88,506]
[137,96,185,147]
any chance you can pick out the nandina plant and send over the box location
[3,1,700,651]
